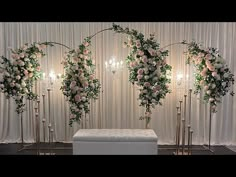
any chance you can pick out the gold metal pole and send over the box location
[209,104,212,150]
[190,129,193,155]
[187,89,192,155]
[187,125,191,155]
[20,112,24,145]
[42,94,46,143]
[188,89,192,125]
[175,106,180,155]
[34,107,39,155]
[64,96,67,142]
[182,95,187,154]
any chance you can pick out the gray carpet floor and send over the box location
[0,143,235,155]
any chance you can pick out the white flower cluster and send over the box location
[61,38,101,126]
[186,41,234,112]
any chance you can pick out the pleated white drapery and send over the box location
[0,22,235,145]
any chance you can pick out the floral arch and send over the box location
[0,23,234,128]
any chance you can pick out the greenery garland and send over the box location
[0,42,55,114]
[61,37,101,126]
[112,24,172,125]
[184,40,234,112]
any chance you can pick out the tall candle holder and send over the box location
[181,95,187,154]
[42,94,46,143]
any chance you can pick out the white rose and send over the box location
[21,81,26,87]
[222,82,226,87]
[72,89,77,94]
[84,103,88,107]
[19,61,25,66]
[13,67,18,71]
[16,75,21,80]
[223,73,229,78]
[4,72,10,77]
[151,99,157,103]
[10,82,15,87]
[15,83,21,88]
[206,90,211,95]
[24,58,30,62]
[74,86,79,91]
[144,68,148,72]
[31,54,36,59]
[142,100,147,104]
[144,76,149,80]
[152,77,158,82]
[79,105,84,108]
[211,84,216,89]
[152,93,157,97]
[7,78,12,82]
[82,97,86,101]
[16,96,22,100]
[23,88,28,94]
[214,63,222,69]
[90,83,94,88]
[209,98,214,102]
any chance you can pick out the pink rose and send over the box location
[138,50,144,56]
[142,55,148,63]
[212,72,218,77]
[23,70,28,76]
[79,54,84,58]
[144,82,150,87]
[83,81,89,87]
[200,80,205,86]
[155,85,161,90]
[19,53,25,58]
[83,49,89,55]
[204,86,209,91]
[36,53,42,58]
[28,73,33,78]
[89,75,94,80]
[145,112,151,117]
[205,60,211,66]
[83,42,89,47]
[137,69,144,75]
[205,54,211,60]
[137,75,143,80]
[84,56,88,60]
[70,114,76,119]
[74,94,81,102]
[201,70,207,77]
[136,40,141,48]
[73,57,79,62]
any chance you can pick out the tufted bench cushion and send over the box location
[73,129,158,155]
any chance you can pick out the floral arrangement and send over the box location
[0,42,53,114]
[185,41,234,112]
[112,24,172,126]
[61,37,101,126]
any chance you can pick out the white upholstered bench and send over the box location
[73,129,158,155]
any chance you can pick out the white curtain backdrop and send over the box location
[0,22,235,145]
